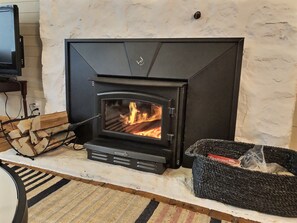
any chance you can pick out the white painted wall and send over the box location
[0,0,45,117]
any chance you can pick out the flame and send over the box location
[122,102,162,125]
[121,101,162,139]
[128,102,139,124]
[134,126,161,138]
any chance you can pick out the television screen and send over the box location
[0,5,23,77]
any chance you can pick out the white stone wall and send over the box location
[40,0,297,147]
[290,90,297,150]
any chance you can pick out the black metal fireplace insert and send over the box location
[65,38,244,174]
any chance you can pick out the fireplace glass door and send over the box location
[97,92,173,146]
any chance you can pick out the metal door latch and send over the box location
[169,107,175,117]
[167,134,174,143]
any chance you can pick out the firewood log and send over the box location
[31,111,68,131]
[1,112,77,156]
[17,136,37,156]
[0,116,19,132]
[46,135,76,151]
[47,131,75,147]
[34,123,70,146]
[66,143,84,150]
[18,136,30,145]
[0,138,11,152]
[0,116,10,122]
[33,138,48,154]
[11,140,21,151]
[8,129,22,139]
[11,136,37,156]
[0,129,4,138]
[29,130,39,145]
[17,118,33,134]
[20,143,36,156]
[38,123,70,136]
[11,138,36,157]
[34,131,75,154]
[36,130,49,138]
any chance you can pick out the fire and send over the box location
[121,101,162,139]
[122,102,162,125]
[134,126,161,138]
[128,102,139,124]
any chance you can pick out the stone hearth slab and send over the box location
[0,147,296,223]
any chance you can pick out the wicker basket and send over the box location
[186,139,297,217]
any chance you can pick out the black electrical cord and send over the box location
[30,107,39,116]
[2,77,23,122]
[3,92,12,120]
[67,138,85,151]
[3,92,23,121]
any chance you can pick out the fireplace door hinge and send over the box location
[167,133,174,144]
[169,107,175,117]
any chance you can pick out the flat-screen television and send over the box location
[0,5,24,78]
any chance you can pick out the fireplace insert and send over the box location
[65,38,244,174]
[85,77,187,173]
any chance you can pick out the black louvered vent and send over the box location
[87,149,166,174]
[91,151,108,162]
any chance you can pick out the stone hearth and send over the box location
[0,148,296,223]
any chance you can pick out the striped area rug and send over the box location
[7,164,231,223]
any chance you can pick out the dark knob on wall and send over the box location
[193,11,201,20]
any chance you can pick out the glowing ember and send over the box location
[134,126,161,138]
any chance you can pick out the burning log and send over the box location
[107,122,128,132]
[124,120,161,133]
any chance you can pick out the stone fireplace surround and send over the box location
[40,0,297,150]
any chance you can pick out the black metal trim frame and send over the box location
[229,39,244,139]
[0,162,28,223]
[96,91,172,147]
[65,37,244,44]
[65,38,244,169]
[90,76,187,88]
